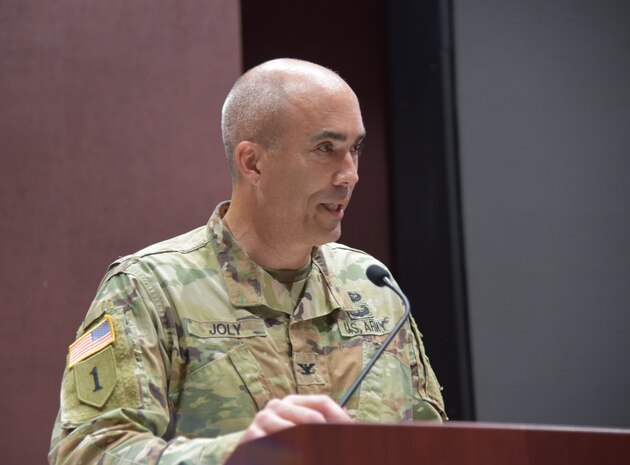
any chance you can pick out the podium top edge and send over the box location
[288,420,630,435]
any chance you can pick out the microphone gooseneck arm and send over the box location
[338,265,411,408]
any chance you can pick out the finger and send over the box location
[265,398,328,424]
[239,423,265,443]
[281,395,352,423]
[254,407,297,433]
[239,409,296,444]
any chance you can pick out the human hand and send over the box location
[238,394,352,444]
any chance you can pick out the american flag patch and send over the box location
[68,315,116,368]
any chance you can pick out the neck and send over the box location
[223,196,312,270]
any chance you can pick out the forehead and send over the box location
[283,87,365,140]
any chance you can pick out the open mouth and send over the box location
[320,203,346,220]
[322,203,343,213]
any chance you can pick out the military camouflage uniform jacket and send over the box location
[50,202,445,465]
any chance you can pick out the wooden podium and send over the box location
[225,421,630,465]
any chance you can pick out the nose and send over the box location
[334,151,359,187]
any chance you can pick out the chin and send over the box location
[305,219,343,247]
[316,228,342,246]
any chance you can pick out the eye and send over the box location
[350,142,363,156]
[317,142,334,153]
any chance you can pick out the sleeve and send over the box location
[408,315,448,421]
[49,271,245,465]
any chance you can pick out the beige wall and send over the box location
[0,1,241,462]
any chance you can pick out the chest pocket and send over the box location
[169,318,272,438]
[335,315,415,422]
[356,340,414,422]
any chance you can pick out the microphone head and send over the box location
[366,264,390,287]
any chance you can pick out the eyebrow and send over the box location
[311,130,367,144]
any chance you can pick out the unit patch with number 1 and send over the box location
[67,315,118,408]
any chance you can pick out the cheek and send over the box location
[264,176,309,210]
[262,158,327,206]
[277,170,319,200]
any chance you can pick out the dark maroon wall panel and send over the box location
[241,0,392,267]
[0,1,241,462]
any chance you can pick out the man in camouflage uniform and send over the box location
[49,58,446,465]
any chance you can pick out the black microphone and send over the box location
[339,264,412,407]
[365,264,390,286]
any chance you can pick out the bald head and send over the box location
[221,58,355,181]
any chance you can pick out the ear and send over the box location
[233,141,265,185]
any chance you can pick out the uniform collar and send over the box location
[207,201,355,320]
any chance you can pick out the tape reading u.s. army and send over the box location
[339,317,391,337]
[186,318,267,338]
[68,315,116,368]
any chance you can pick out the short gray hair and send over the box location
[221,59,345,181]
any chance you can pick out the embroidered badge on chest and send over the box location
[347,291,373,319]
[294,354,325,386]
[297,363,316,375]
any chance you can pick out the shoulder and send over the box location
[319,243,403,320]
[317,243,401,302]
[129,225,209,260]
[83,226,216,327]
[94,225,217,301]
[320,242,373,262]
[319,242,391,279]
[106,226,210,274]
